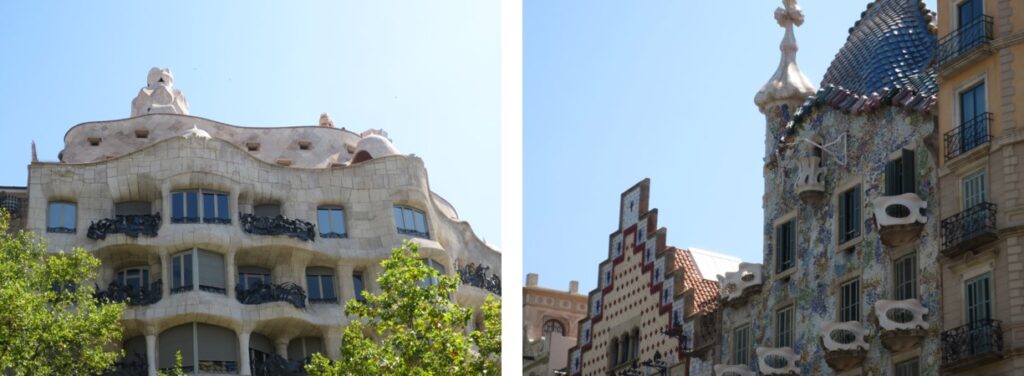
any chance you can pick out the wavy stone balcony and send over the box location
[457,263,501,295]
[942,319,1003,371]
[235,281,307,309]
[872,193,927,247]
[755,347,799,375]
[941,202,998,257]
[240,213,317,241]
[86,214,162,240]
[875,299,929,352]
[717,262,763,306]
[94,280,163,306]
[712,364,755,376]
[794,156,824,202]
[821,321,868,371]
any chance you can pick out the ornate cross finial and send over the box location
[754,0,815,113]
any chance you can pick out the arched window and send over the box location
[542,319,565,337]
[394,205,429,238]
[609,338,620,367]
[170,249,226,295]
[46,201,76,233]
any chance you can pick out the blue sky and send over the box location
[523,0,938,292]
[0,1,501,246]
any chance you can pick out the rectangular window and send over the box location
[317,207,347,238]
[775,220,795,273]
[353,273,366,302]
[732,325,750,365]
[776,305,794,348]
[966,272,992,324]
[840,279,861,322]
[394,206,429,238]
[171,190,228,224]
[838,185,862,244]
[894,357,920,376]
[197,250,226,294]
[960,82,988,153]
[46,202,77,233]
[171,252,193,293]
[894,253,917,300]
[885,149,916,196]
[307,274,336,302]
[253,204,280,218]
[963,170,987,209]
[117,267,150,288]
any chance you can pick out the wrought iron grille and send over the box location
[309,297,339,304]
[944,112,992,160]
[236,281,307,309]
[253,354,308,376]
[456,263,501,295]
[0,192,25,219]
[941,202,997,251]
[87,213,162,240]
[936,15,994,68]
[240,213,317,241]
[942,319,1003,365]
[94,280,163,306]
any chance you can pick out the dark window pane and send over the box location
[186,191,199,220]
[172,257,182,289]
[414,211,427,234]
[353,274,365,302]
[202,193,215,221]
[217,194,229,221]
[393,207,404,229]
[184,253,193,288]
[172,192,184,220]
[317,209,330,234]
[403,209,415,232]
[307,276,321,300]
[321,276,335,299]
[331,210,345,234]
[48,203,61,228]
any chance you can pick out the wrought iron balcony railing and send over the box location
[94,280,163,306]
[253,353,308,376]
[309,297,338,304]
[170,284,227,295]
[457,263,501,295]
[945,112,993,160]
[87,213,161,240]
[941,202,997,255]
[942,319,1003,367]
[0,192,25,219]
[236,281,307,309]
[240,213,316,241]
[936,15,994,68]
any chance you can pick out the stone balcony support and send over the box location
[145,333,158,376]
[238,330,252,375]
[159,248,171,298]
[226,249,237,300]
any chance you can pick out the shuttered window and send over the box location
[732,325,750,365]
[963,170,987,209]
[840,279,861,322]
[776,305,794,348]
[838,185,862,243]
[894,253,917,300]
[775,220,795,273]
[885,149,916,196]
[894,357,920,376]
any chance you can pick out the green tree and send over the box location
[306,241,501,376]
[0,211,125,375]
[158,351,187,376]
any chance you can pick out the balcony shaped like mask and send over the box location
[875,299,929,352]
[716,262,763,306]
[755,347,799,375]
[872,193,927,247]
[794,156,825,202]
[821,321,868,371]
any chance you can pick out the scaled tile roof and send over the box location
[672,248,722,314]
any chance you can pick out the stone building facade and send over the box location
[522,273,588,376]
[19,68,501,375]
[932,0,1024,373]
[565,179,739,376]
[714,0,942,374]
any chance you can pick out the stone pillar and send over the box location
[230,186,241,226]
[101,263,115,287]
[238,330,251,375]
[159,248,171,298]
[145,334,158,376]
[161,182,171,227]
[336,263,355,304]
[148,258,161,286]
[275,338,290,358]
[226,249,237,300]
[325,327,343,360]
[366,265,382,294]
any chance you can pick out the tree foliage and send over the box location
[306,241,501,375]
[0,211,125,375]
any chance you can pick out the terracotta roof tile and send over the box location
[670,248,721,314]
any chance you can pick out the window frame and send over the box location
[170,189,230,224]
[774,218,796,274]
[732,324,750,365]
[894,253,918,300]
[776,305,794,348]
[317,206,348,238]
[393,205,429,238]
[306,270,336,302]
[170,248,226,295]
[117,266,150,288]
[840,278,861,322]
[837,184,862,245]
[962,169,987,210]
[46,201,77,233]
[352,272,366,302]
[894,357,920,376]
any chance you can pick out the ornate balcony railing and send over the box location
[457,263,501,295]
[253,354,308,376]
[95,280,163,306]
[944,112,993,160]
[240,213,316,241]
[941,202,998,255]
[309,297,338,304]
[87,213,161,240]
[875,299,929,352]
[756,347,799,375]
[236,281,307,309]
[936,15,994,68]
[103,352,148,376]
[942,319,1003,367]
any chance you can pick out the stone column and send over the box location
[226,249,237,300]
[366,265,382,294]
[159,248,170,298]
[230,187,241,226]
[148,258,161,286]
[238,330,252,375]
[325,327,343,360]
[101,263,115,287]
[336,263,355,304]
[161,182,171,226]
[145,333,158,376]
[275,338,290,358]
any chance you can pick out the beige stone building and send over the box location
[522,273,588,376]
[19,68,501,375]
[564,179,739,376]
[934,0,1024,373]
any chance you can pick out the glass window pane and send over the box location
[317,209,330,234]
[393,207,404,229]
[172,192,184,220]
[142,269,150,286]
[331,210,345,234]
[63,204,76,229]
[307,276,321,299]
[217,194,229,221]
[172,256,182,289]
[184,253,193,288]
[186,191,199,219]
[47,203,61,228]
[322,276,335,299]
[203,193,216,220]
[353,274,365,301]
[117,271,126,286]
[414,211,427,234]
[403,209,415,231]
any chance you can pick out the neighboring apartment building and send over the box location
[18,68,501,376]
[522,273,587,376]
[565,179,739,376]
[934,0,1024,373]
[715,0,941,374]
